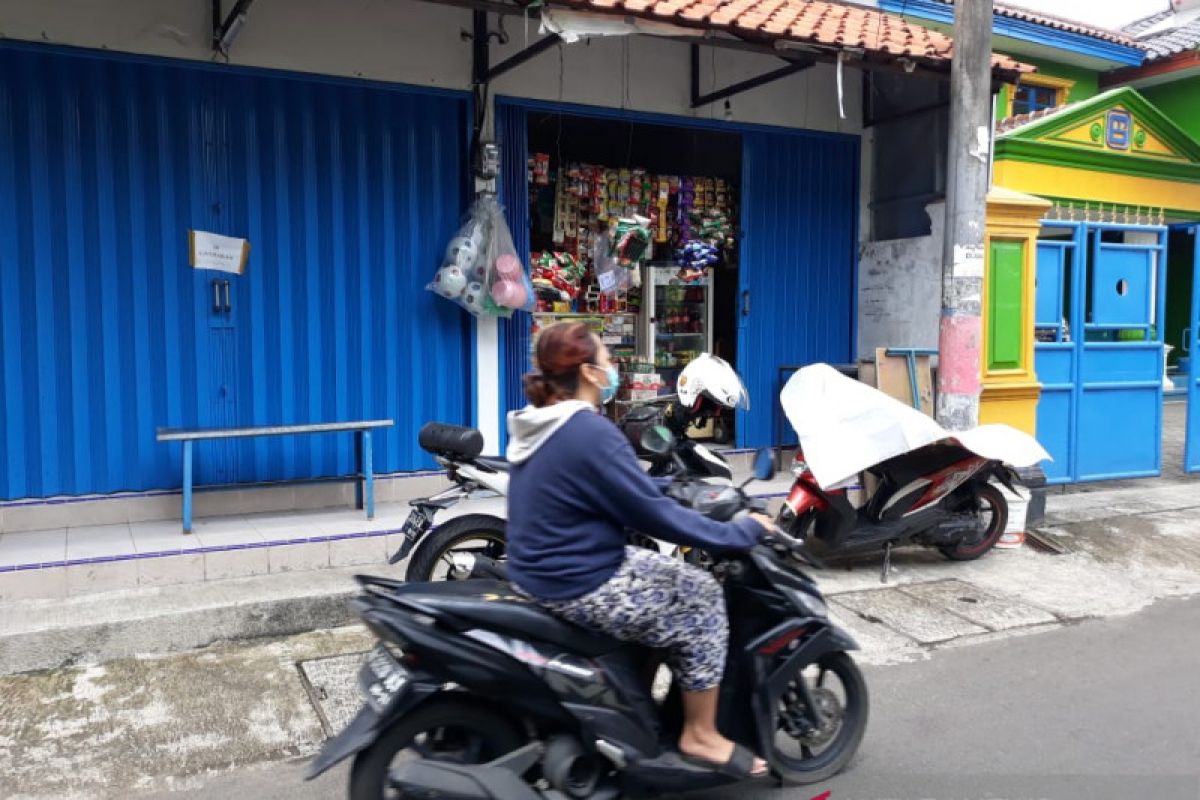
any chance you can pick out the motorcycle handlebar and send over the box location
[755,522,824,567]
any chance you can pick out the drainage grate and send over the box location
[1025,528,1071,555]
[297,651,370,737]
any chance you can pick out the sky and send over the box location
[1000,0,1171,29]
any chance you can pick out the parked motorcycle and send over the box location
[308,443,868,798]
[389,423,510,582]
[393,354,747,582]
[779,443,1015,578]
[772,362,1049,580]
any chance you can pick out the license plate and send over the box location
[401,507,432,542]
[359,644,408,713]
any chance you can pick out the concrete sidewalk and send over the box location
[3,471,1200,799]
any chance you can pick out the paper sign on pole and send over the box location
[189,230,250,274]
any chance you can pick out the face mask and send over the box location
[598,364,620,405]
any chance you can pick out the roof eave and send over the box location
[877,0,1144,67]
[1102,48,1200,89]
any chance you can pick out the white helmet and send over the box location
[677,354,749,411]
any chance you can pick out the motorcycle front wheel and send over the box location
[770,651,869,785]
[349,697,524,800]
[404,514,507,582]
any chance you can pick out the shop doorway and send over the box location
[524,111,742,442]
[495,98,859,450]
[1173,226,1200,473]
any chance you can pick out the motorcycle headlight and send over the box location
[782,586,828,619]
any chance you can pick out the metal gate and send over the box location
[1187,226,1200,473]
[1034,221,1167,483]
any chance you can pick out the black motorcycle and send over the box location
[309,443,868,798]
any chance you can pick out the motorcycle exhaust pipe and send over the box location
[449,552,509,581]
[389,760,544,800]
[543,736,603,798]
[449,552,477,580]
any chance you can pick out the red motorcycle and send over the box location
[777,441,1017,579]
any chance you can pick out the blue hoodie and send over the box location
[504,402,761,600]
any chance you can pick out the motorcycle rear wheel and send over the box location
[770,651,869,785]
[938,482,1008,561]
[349,697,525,800]
[404,515,507,582]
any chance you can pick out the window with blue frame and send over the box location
[1012,84,1059,116]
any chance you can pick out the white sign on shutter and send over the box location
[189,230,250,275]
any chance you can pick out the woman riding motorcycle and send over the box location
[505,320,774,779]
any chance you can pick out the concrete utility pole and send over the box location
[936,0,994,430]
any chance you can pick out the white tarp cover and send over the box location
[539,8,695,43]
[781,363,1051,489]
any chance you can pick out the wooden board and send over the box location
[872,348,934,416]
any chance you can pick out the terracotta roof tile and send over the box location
[556,0,1031,75]
[995,101,1075,135]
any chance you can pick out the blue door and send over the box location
[1034,222,1167,483]
[1077,227,1166,480]
[1187,227,1200,473]
[1033,238,1077,483]
[737,131,858,448]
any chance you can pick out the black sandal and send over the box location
[682,744,768,779]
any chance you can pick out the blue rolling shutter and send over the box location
[0,44,469,499]
[737,130,859,449]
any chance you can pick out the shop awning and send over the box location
[551,0,1031,79]
[432,0,1034,82]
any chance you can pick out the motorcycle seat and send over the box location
[393,579,623,657]
[418,422,484,460]
[473,456,510,474]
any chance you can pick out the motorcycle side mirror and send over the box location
[753,448,776,482]
[639,425,676,456]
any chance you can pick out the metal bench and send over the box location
[156,420,394,533]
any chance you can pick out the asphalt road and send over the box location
[146,596,1200,800]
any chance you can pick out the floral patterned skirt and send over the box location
[520,546,727,691]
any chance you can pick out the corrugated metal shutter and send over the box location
[495,100,532,445]
[737,130,859,448]
[0,44,469,500]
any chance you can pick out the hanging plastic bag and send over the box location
[427,196,534,317]
[481,196,535,313]
[427,199,494,317]
[592,224,630,296]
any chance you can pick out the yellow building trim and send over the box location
[1003,73,1075,119]
[980,187,1050,437]
[979,382,1041,433]
[993,159,1200,214]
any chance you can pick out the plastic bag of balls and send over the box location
[427,196,535,317]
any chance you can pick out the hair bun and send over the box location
[523,373,555,407]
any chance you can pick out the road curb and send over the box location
[0,569,363,675]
